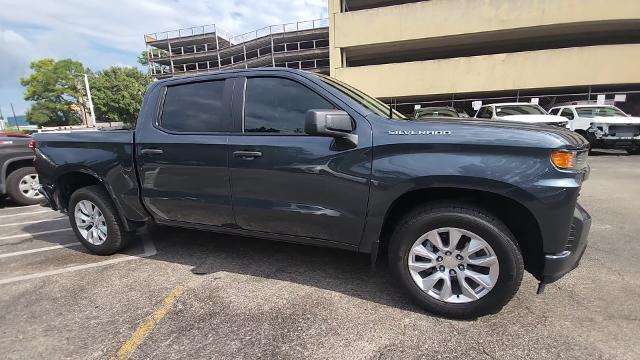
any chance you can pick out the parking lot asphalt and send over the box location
[1,150,639,360]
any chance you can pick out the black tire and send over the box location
[68,185,130,255]
[6,166,42,206]
[388,202,524,319]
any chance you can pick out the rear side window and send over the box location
[549,108,560,115]
[161,81,229,132]
[244,77,333,134]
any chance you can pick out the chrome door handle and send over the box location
[233,151,262,159]
[140,148,164,155]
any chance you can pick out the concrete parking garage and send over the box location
[1,152,639,360]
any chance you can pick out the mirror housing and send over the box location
[305,110,357,146]
[305,109,357,146]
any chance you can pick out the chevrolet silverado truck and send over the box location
[1,133,42,205]
[548,104,640,154]
[475,102,568,127]
[32,69,591,319]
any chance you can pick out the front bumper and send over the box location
[592,137,640,149]
[540,203,591,283]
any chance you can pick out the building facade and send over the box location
[145,19,329,79]
[328,0,640,115]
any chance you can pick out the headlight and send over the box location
[551,149,588,170]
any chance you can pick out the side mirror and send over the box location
[305,109,353,134]
[305,110,357,146]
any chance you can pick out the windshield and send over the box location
[313,73,407,120]
[495,104,546,116]
[575,106,627,118]
[414,108,458,118]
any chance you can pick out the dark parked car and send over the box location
[0,133,41,205]
[33,69,591,318]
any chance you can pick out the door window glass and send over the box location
[244,77,334,134]
[560,108,575,120]
[161,81,229,132]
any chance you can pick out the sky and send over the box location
[0,0,328,116]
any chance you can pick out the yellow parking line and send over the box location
[111,285,186,360]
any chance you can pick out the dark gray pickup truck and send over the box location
[33,68,591,318]
[1,133,42,205]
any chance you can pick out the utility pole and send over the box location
[0,106,4,130]
[10,103,20,131]
[84,74,96,127]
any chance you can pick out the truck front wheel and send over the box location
[388,203,524,319]
[69,185,130,255]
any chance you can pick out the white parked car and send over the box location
[474,103,568,127]
[548,105,640,154]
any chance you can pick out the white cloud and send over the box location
[0,0,328,114]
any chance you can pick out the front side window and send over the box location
[161,81,229,132]
[495,104,546,116]
[560,108,574,120]
[476,107,493,119]
[244,77,334,134]
[549,108,560,115]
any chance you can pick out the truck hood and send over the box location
[382,116,589,149]
[497,114,568,124]
[589,116,640,125]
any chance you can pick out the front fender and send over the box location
[359,144,581,256]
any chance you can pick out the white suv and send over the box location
[474,103,568,127]
[549,105,640,154]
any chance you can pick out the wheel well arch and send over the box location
[55,170,143,232]
[56,170,103,211]
[3,158,33,180]
[378,187,544,275]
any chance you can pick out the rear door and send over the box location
[227,74,372,245]
[136,77,236,227]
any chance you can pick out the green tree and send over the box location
[137,50,149,66]
[20,58,90,126]
[91,66,151,125]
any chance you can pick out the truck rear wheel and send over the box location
[6,166,43,206]
[388,203,524,319]
[68,185,130,255]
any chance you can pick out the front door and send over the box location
[136,77,235,227]
[228,75,371,245]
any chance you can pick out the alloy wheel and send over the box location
[408,227,499,303]
[74,200,108,245]
[18,174,42,199]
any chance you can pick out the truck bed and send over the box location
[33,129,149,228]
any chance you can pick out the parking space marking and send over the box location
[0,242,82,259]
[111,285,186,360]
[0,237,157,285]
[0,228,72,241]
[0,205,41,212]
[0,210,53,219]
[0,218,66,227]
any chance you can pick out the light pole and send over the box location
[84,74,96,127]
[10,103,20,131]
